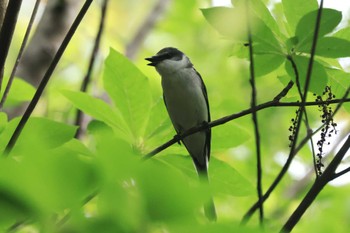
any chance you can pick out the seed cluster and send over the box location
[314,86,337,176]
[288,107,301,148]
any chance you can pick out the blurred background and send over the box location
[2,0,350,232]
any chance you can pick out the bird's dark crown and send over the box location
[156,47,184,61]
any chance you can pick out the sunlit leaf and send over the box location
[201,7,247,41]
[327,68,350,112]
[254,54,285,77]
[212,122,251,149]
[1,77,35,107]
[295,9,342,48]
[0,117,76,155]
[137,159,202,221]
[300,37,350,58]
[285,55,328,94]
[158,154,254,196]
[103,48,152,139]
[61,90,130,139]
[282,0,318,34]
[0,112,7,134]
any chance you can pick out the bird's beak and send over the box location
[145,54,166,66]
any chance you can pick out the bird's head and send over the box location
[145,47,193,75]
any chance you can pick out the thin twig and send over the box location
[3,0,93,156]
[246,0,264,224]
[242,85,350,223]
[75,0,109,138]
[0,0,23,92]
[281,134,350,232]
[0,0,41,110]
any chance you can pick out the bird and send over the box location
[145,47,216,221]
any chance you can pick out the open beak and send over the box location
[145,57,158,66]
[145,54,167,66]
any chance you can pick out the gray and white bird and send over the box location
[146,47,216,221]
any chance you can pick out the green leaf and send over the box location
[0,117,76,155]
[202,7,282,53]
[295,9,342,48]
[333,26,350,40]
[299,37,350,58]
[282,0,318,34]
[61,90,130,139]
[1,77,35,107]
[103,48,152,139]
[201,7,247,41]
[327,68,350,112]
[237,0,282,39]
[0,112,7,134]
[212,122,250,149]
[254,54,285,77]
[285,55,328,94]
[252,17,283,54]
[137,159,203,221]
[158,155,254,196]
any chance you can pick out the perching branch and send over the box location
[144,97,350,160]
[3,0,93,156]
[0,0,41,110]
[75,0,109,138]
[0,0,23,92]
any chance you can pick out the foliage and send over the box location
[1,0,350,232]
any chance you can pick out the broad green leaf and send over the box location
[1,77,35,107]
[158,154,254,196]
[0,117,76,155]
[61,90,130,139]
[252,17,283,54]
[103,48,152,139]
[0,169,40,226]
[137,159,202,221]
[212,122,250,149]
[202,7,282,53]
[295,9,342,49]
[285,55,328,94]
[236,0,282,39]
[333,26,350,40]
[327,68,350,112]
[300,37,350,58]
[282,0,318,34]
[254,54,285,77]
[0,147,98,214]
[201,7,247,41]
[143,97,173,151]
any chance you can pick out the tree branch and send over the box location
[3,0,93,156]
[281,134,350,232]
[74,0,109,138]
[0,0,41,110]
[0,0,23,92]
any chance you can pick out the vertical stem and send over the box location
[3,0,93,156]
[0,0,23,92]
[75,0,109,138]
[0,0,41,110]
[246,0,264,225]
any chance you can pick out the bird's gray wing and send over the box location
[194,68,211,162]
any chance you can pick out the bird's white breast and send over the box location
[161,68,208,132]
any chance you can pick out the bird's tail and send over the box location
[197,167,217,222]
